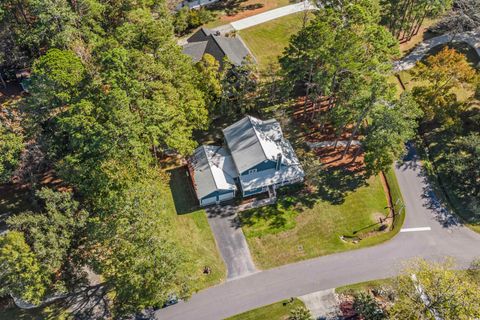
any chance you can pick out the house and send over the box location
[182,28,253,67]
[176,0,220,10]
[189,116,304,206]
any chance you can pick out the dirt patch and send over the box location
[399,18,440,54]
[215,0,290,23]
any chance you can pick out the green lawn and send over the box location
[240,174,402,269]
[239,12,310,70]
[335,278,393,295]
[168,166,226,290]
[226,298,305,320]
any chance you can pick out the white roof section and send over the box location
[190,145,237,199]
[204,145,238,188]
[240,165,304,191]
[223,116,301,173]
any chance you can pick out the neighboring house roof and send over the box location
[182,41,209,63]
[211,35,251,66]
[183,28,251,66]
[190,145,237,199]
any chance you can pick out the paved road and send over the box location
[394,28,480,71]
[212,0,317,33]
[156,146,480,320]
[206,206,258,280]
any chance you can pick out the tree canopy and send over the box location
[0,0,210,315]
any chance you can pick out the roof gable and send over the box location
[190,145,236,199]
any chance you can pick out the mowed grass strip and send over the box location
[167,167,226,290]
[226,298,305,320]
[241,175,391,269]
[239,12,310,70]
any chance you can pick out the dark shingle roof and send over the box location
[182,41,209,63]
[183,28,251,66]
[211,35,251,66]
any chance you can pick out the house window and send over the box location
[248,169,257,175]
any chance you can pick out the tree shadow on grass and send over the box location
[239,167,367,233]
[240,193,301,234]
[312,167,368,205]
[168,166,200,215]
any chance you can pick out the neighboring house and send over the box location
[189,116,304,206]
[176,0,220,10]
[182,28,253,67]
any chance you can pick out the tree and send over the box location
[363,93,422,174]
[220,56,258,116]
[438,133,480,215]
[390,258,480,320]
[0,123,23,182]
[195,54,222,116]
[289,306,313,320]
[0,231,46,304]
[381,0,452,42]
[7,188,88,296]
[353,293,387,320]
[412,46,477,123]
[0,0,78,62]
[280,0,399,157]
[88,172,189,315]
[26,48,86,125]
[431,0,480,34]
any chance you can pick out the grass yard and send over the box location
[241,175,398,269]
[226,298,305,320]
[168,166,226,290]
[335,278,393,295]
[204,0,292,29]
[239,12,310,70]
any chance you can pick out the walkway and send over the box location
[299,289,340,320]
[213,0,317,33]
[155,145,480,320]
[206,205,258,280]
[394,28,480,71]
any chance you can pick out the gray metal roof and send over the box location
[190,145,236,200]
[223,116,268,173]
[223,116,304,174]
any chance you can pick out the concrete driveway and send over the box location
[206,205,258,280]
[156,145,480,320]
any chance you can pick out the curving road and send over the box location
[155,146,480,320]
[393,29,480,71]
